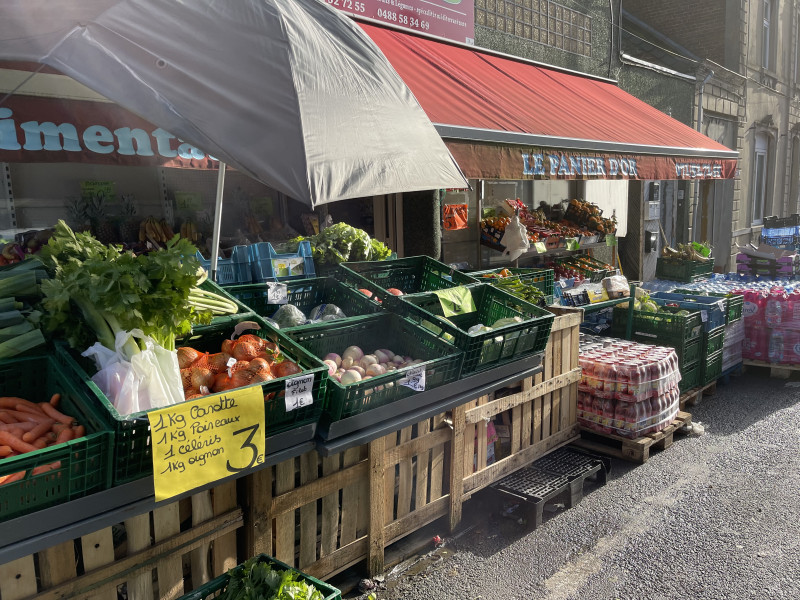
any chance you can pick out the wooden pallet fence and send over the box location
[241,306,582,581]
[0,484,241,600]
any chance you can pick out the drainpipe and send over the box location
[691,70,714,242]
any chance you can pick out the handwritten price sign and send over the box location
[149,386,265,502]
[399,365,426,391]
[285,374,315,412]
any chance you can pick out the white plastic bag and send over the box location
[499,214,530,261]
[82,329,184,416]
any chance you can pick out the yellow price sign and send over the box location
[149,386,266,502]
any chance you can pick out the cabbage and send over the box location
[272,303,307,328]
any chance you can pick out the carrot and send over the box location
[0,411,16,424]
[39,403,76,426]
[4,410,50,423]
[0,421,37,432]
[0,397,38,410]
[0,471,25,486]
[22,419,55,443]
[15,403,46,416]
[0,445,12,457]
[55,427,74,444]
[0,430,38,454]
[49,393,61,406]
[6,427,24,439]
[73,425,86,438]
[31,438,47,449]
[32,461,61,476]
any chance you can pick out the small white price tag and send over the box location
[226,357,237,376]
[559,280,567,289]
[267,282,289,304]
[399,365,426,391]
[285,373,315,412]
[700,310,708,323]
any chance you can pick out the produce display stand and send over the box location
[0,307,581,597]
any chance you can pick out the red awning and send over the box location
[360,23,738,181]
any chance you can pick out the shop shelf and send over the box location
[178,554,341,600]
[650,292,727,332]
[54,316,327,485]
[655,258,714,283]
[338,255,478,307]
[0,355,113,520]
[702,325,726,355]
[611,304,703,347]
[196,245,253,286]
[702,349,724,385]
[249,240,316,282]
[283,313,463,422]
[397,283,554,375]
[225,276,383,331]
[470,266,555,304]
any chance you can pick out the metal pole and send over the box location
[210,162,227,282]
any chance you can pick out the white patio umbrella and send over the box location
[0,0,468,275]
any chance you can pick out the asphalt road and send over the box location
[366,369,800,600]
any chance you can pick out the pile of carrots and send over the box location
[0,393,83,486]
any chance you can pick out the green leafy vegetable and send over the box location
[290,223,392,265]
[220,556,325,600]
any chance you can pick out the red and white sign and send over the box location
[326,0,474,45]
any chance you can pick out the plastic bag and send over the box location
[443,204,468,230]
[499,214,530,261]
[82,329,184,416]
[602,275,630,299]
[308,303,347,322]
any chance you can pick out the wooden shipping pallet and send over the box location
[679,381,717,411]
[573,411,692,464]
[743,359,800,379]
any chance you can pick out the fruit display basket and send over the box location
[178,554,341,600]
[650,292,727,331]
[655,257,714,283]
[283,313,463,422]
[397,283,554,375]
[0,354,112,520]
[225,276,383,332]
[611,304,703,347]
[338,255,478,307]
[55,316,327,485]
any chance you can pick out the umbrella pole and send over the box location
[210,162,227,282]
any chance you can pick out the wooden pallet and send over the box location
[679,381,717,410]
[573,411,692,464]
[743,360,800,380]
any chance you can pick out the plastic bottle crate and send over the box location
[196,245,253,285]
[224,276,383,331]
[611,304,703,346]
[470,267,555,305]
[702,325,726,355]
[0,354,113,520]
[679,361,701,392]
[397,283,554,375]
[283,313,463,422]
[655,258,714,283]
[338,255,478,308]
[250,241,315,282]
[702,349,724,385]
[177,554,341,600]
[54,316,327,485]
[650,292,726,331]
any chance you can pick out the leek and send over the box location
[0,327,45,359]
[0,321,33,342]
[0,271,39,298]
[0,298,23,312]
[0,310,24,328]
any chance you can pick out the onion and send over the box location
[342,346,364,362]
[350,365,366,377]
[360,354,379,369]
[341,356,354,370]
[324,353,342,368]
[392,355,404,365]
[340,369,363,385]
[177,347,201,369]
[323,360,338,376]
[366,363,386,377]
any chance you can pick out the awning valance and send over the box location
[359,23,738,181]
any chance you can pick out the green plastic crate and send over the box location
[679,361,701,393]
[673,338,701,369]
[708,292,743,324]
[177,554,341,600]
[284,313,463,422]
[55,316,327,485]
[470,267,554,305]
[702,325,726,355]
[398,284,554,375]
[0,355,113,520]
[225,277,383,331]
[702,349,724,385]
[655,258,714,283]
[612,304,703,346]
[338,256,478,307]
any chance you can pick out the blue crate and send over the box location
[196,245,252,285]
[650,292,726,331]
[250,241,316,282]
